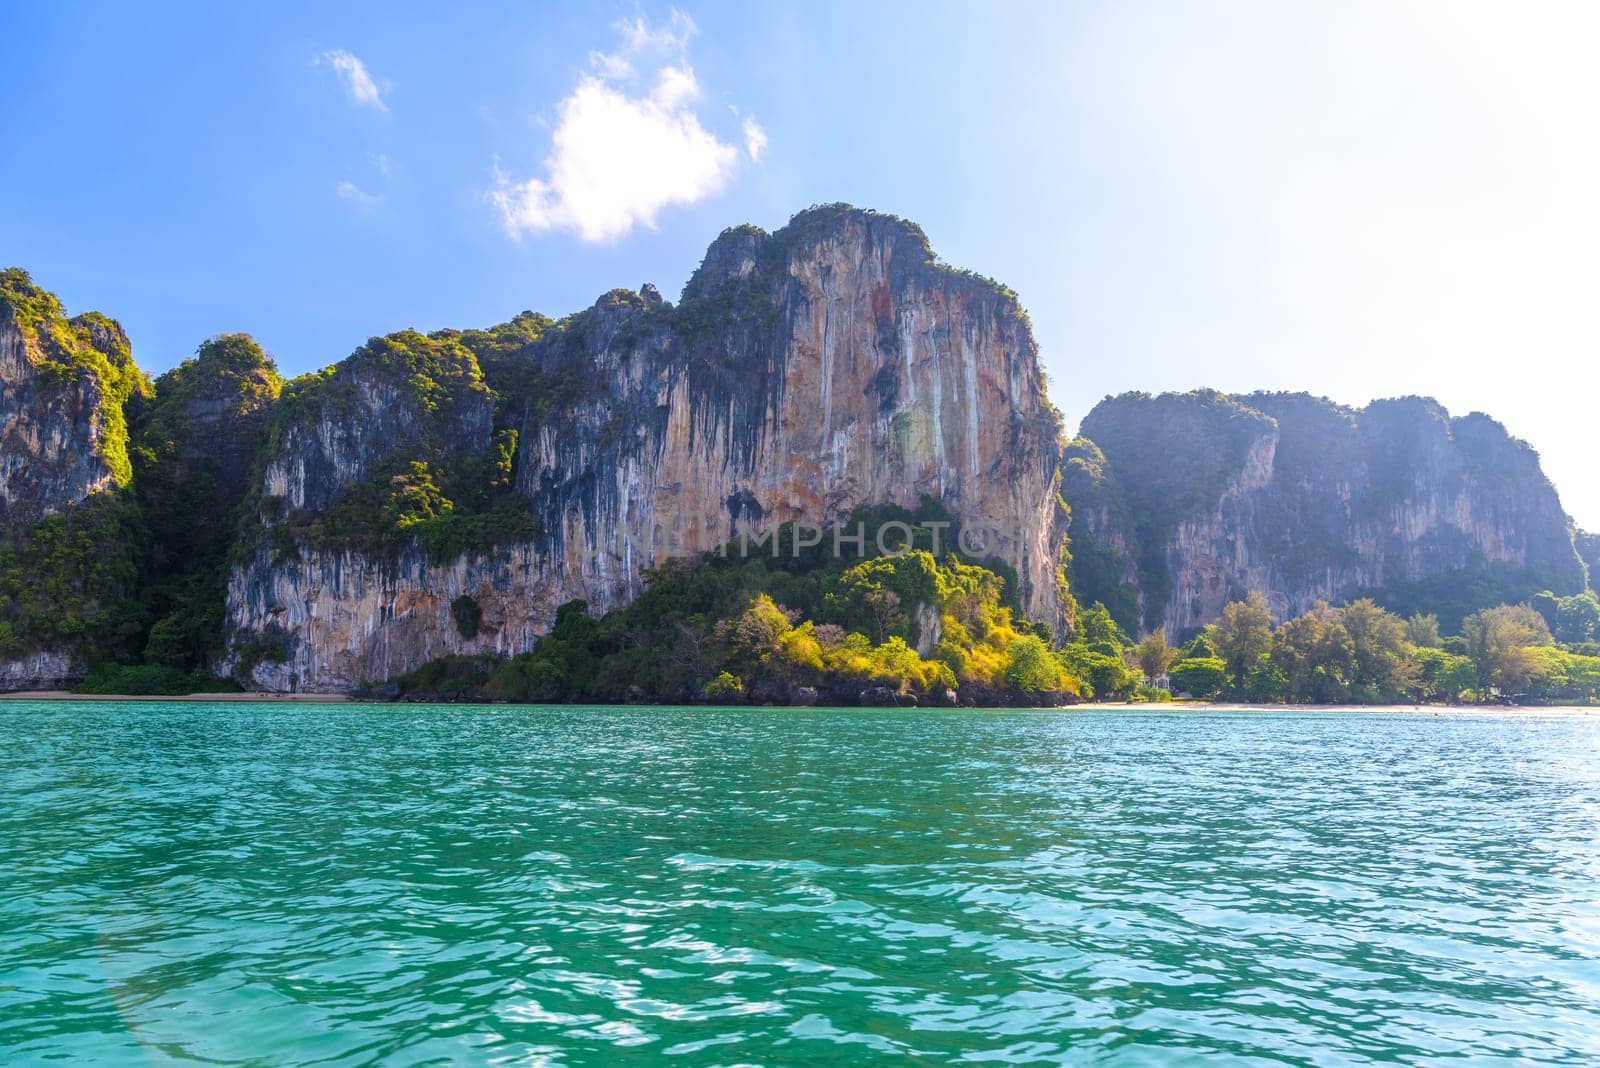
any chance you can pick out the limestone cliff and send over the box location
[1066,390,1587,635]
[123,335,284,672]
[0,269,146,528]
[1577,530,1599,588]
[0,269,148,687]
[224,206,1068,690]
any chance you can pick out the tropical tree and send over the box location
[1004,634,1068,694]
[1414,647,1478,703]
[1462,604,1555,696]
[1558,593,1600,645]
[1338,599,1419,700]
[1405,613,1443,649]
[1169,656,1226,699]
[1210,593,1274,693]
[1077,601,1132,648]
[1271,603,1356,704]
[1133,630,1178,684]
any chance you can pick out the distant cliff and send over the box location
[1064,390,1587,634]
[223,206,1068,690]
[1579,530,1599,593]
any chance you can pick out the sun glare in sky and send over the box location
[1,1,1595,524]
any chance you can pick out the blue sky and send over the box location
[3,1,1596,526]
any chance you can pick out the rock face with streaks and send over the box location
[0,269,144,528]
[0,269,148,689]
[1064,390,1588,635]
[223,206,1068,690]
[1578,530,1599,594]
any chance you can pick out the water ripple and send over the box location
[2,704,1598,1065]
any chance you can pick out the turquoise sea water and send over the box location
[2,703,1598,1065]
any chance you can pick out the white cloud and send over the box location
[492,12,760,243]
[336,180,381,207]
[610,11,694,69]
[319,49,386,111]
[742,116,768,161]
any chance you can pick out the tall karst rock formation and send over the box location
[1063,389,1587,635]
[0,269,148,689]
[0,269,144,526]
[224,206,1069,690]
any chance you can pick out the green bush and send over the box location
[73,664,238,696]
[0,493,143,662]
[379,502,1083,706]
[1170,657,1226,699]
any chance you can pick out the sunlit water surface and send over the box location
[2,702,1599,1065]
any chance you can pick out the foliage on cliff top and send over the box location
[311,328,490,418]
[259,327,492,469]
[256,312,565,485]
[448,311,554,417]
[681,204,1029,326]
[768,203,1024,301]
[1245,393,1579,586]
[148,333,283,413]
[142,335,280,480]
[1080,390,1276,529]
[1449,411,1550,488]
[240,303,667,575]
[0,268,152,487]
[252,326,536,564]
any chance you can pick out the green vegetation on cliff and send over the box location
[1359,562,1592,635]
[0,330,287,683]
[0,268,150,487]
[1059,436,1140,634]
[707,203,1027,308]
[291,448,537,565]
[0,493,141,663]
[0,270,154,667]
[379,501,1152,707]
[259,323,542,565]
[1579,530,1600,592]
[126,334,283,671]
[262,327,490,459]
